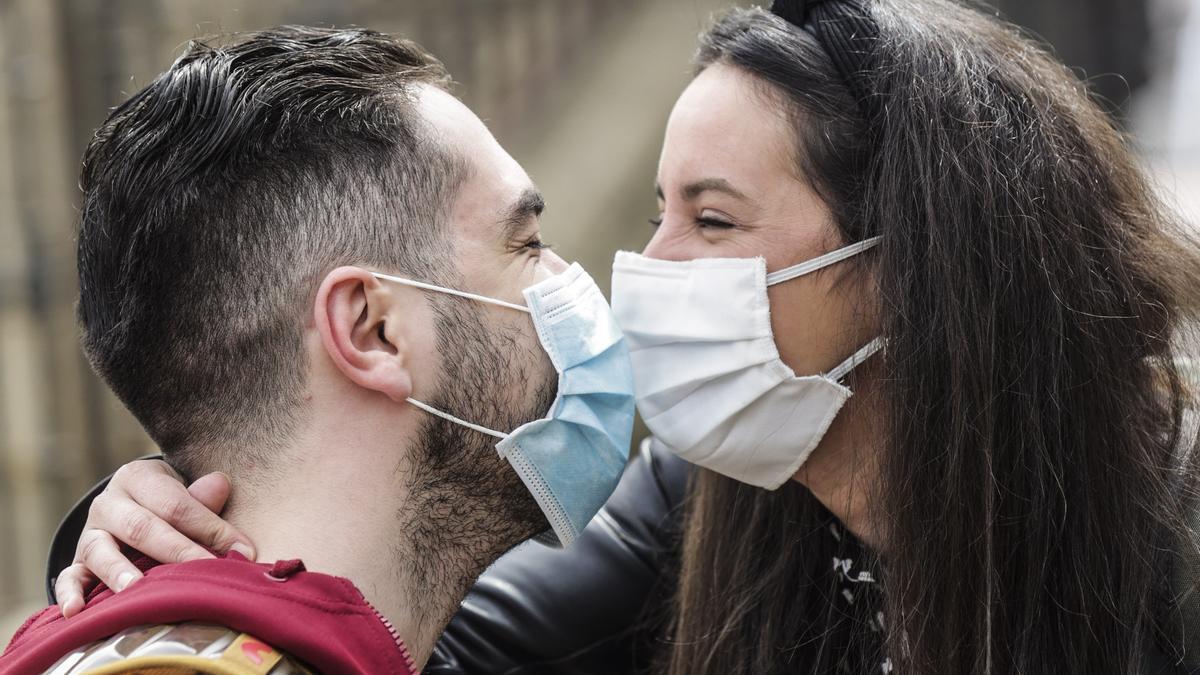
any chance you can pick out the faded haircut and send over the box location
[77,26,469,477]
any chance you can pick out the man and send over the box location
[1,26,631,674]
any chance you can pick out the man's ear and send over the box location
[314,267,414,402]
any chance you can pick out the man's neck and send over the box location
[219,451,525,670]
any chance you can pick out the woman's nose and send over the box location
[642,220,697,261]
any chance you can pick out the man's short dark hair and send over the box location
[77,26,467,476]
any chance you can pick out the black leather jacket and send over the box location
[46,443,692,674]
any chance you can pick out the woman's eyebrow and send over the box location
[655,178,749,202]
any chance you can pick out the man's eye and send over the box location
[648,216,663,228]
[523,237,552,252]
[509,234,552,254]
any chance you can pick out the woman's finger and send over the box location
[93,463,255,559]
[183,472,256,559]
[54,563,96,618]
[186,471,232,513]
[82,494,215,567]
[140,472,256,559]
[74,529,145,594]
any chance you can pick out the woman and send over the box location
[47,0,1200,672]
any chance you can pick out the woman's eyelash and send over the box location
[647,216,736,229]
[696,216,735,229]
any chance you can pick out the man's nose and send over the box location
[541,249,569,274]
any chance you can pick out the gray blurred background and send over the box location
[1,0,1197,638]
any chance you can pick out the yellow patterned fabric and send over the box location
[41,623,314,675]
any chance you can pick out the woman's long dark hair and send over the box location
[665,2,1200,673]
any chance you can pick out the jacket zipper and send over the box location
[361,594,418,674]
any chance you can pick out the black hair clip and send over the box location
[769,0,813,27]
[769,0,880,122]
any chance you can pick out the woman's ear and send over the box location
[314,267,413,402]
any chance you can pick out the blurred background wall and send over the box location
[0,0,1197,639]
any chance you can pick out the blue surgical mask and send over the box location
[371,263,635,547]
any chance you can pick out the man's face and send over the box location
[399,86,564,541]
[418,87,568,311]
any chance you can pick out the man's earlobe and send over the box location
[314,267,413,402]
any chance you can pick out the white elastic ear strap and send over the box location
[765,236,884,286]
[371,271,531,313]
[406,398,509,440]
[370,271,519,438]
[826,337,885,382]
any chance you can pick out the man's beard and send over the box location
[393,288,557,628]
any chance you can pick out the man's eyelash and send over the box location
[507,235,552,253]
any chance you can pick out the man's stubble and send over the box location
[392,287,557,633]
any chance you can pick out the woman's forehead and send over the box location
[658,64,799,196]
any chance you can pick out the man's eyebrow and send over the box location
[499,187,545,239]
[654,178,749,202]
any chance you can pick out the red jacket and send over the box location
[1,552,417,674]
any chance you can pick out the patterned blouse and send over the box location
[829,521,894,674]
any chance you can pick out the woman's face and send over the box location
[645,63,877,377]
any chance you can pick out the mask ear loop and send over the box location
[765,236,883,286]
[369,270,527,439]
[405,398,509,439]
[825,336,885,382]
[760,239,884,383]
[370,271,532,313]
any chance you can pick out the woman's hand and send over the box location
[54,460,256,618]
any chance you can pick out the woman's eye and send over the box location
[645,213,736,230]
[696,216,735,229]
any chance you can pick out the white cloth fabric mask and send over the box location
[610,237,882,490]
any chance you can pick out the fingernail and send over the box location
[115,572,136,592]
[230,542,255,561]
[61,597,80,618]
